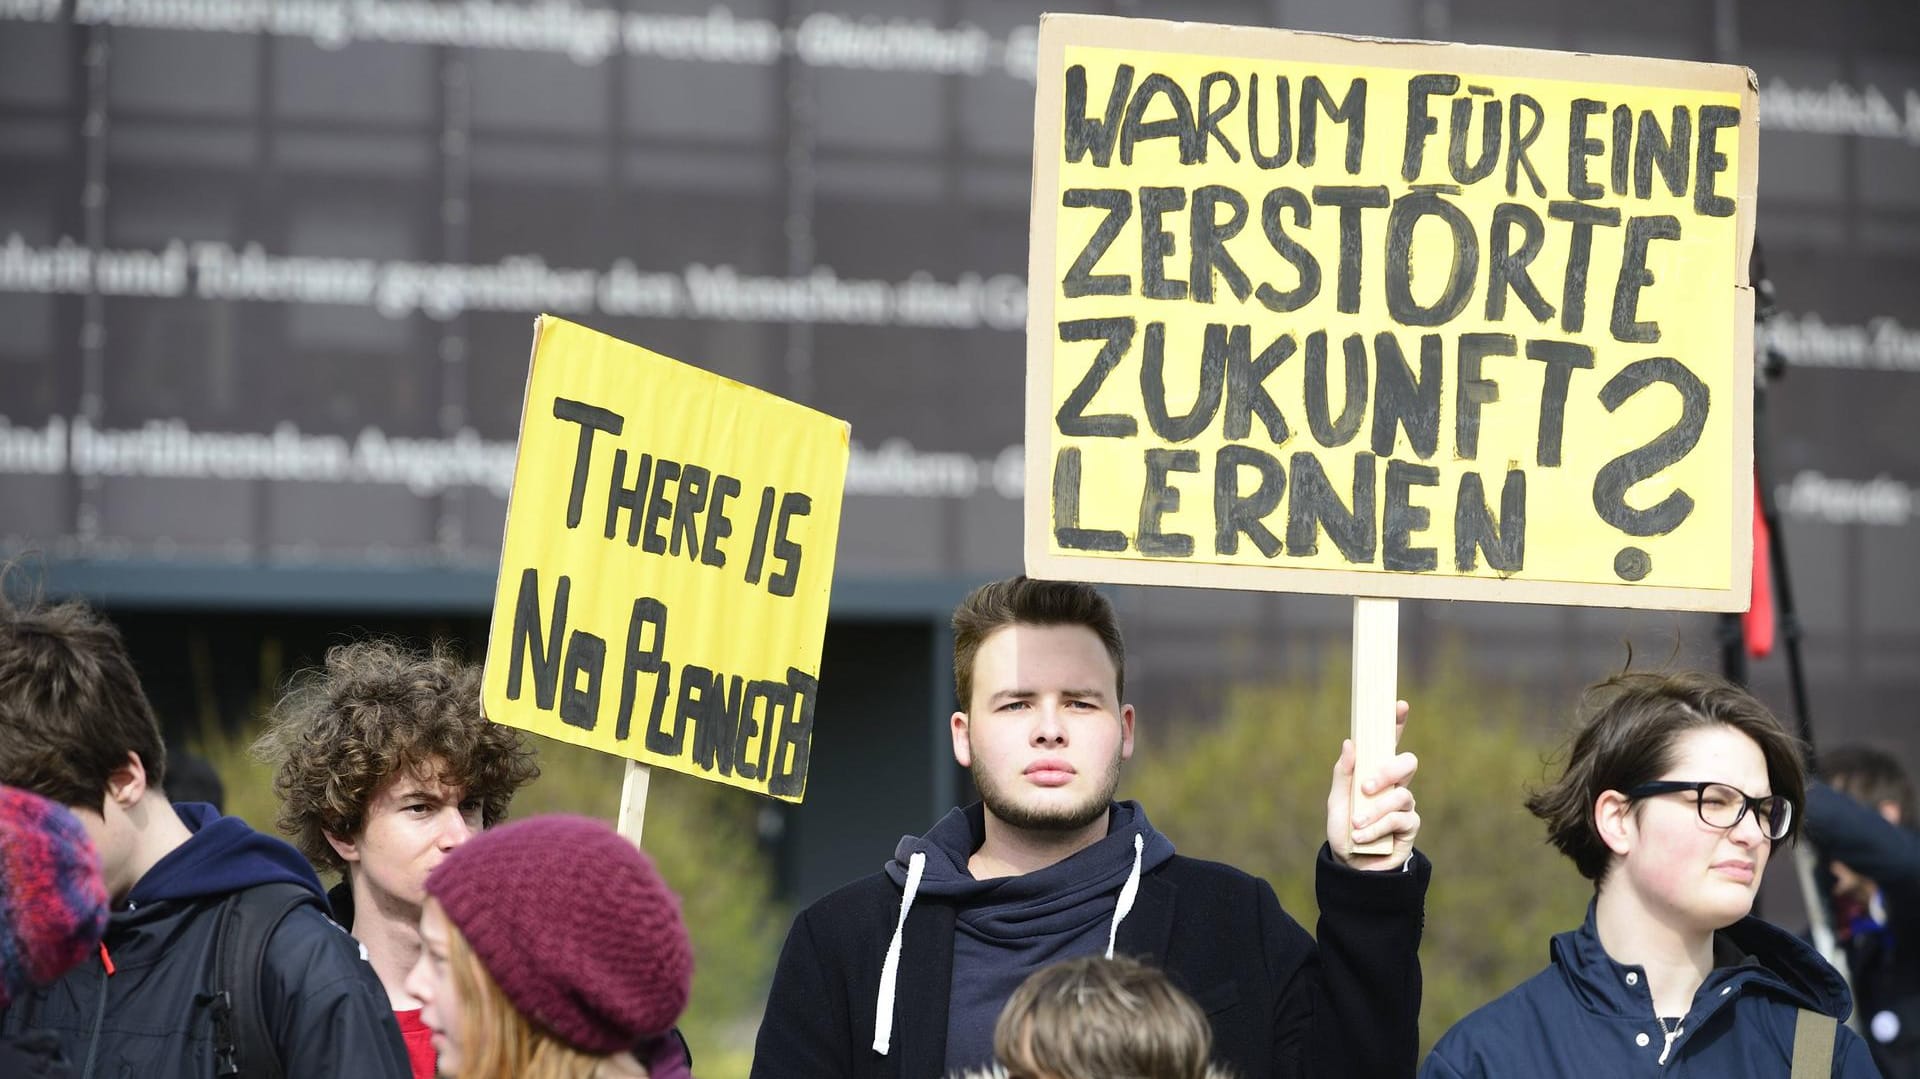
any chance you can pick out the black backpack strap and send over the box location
[208,882,324,1079]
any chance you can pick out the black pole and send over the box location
[1747,239,1819,770]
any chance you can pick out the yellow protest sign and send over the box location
[482,316,849,801]
[1025,15,1757,610]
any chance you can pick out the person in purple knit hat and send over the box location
[403,814,695,1079]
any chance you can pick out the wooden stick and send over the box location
[617,760,652,846]
[1348,597,1399,857]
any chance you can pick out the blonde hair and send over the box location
[444,914,636,1079]
[993,955,1224,1079]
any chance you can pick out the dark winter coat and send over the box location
[1808,780,1920,1079]
[1421,904,1880,1077]
[751,802,1431,1079]
[0,803,410,1079]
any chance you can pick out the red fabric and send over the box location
[395,1007,436,1079]
[1745,478,1775,657]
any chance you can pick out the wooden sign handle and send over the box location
[617,760,652,845]
[1348,597,1399,857]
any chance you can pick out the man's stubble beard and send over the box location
[969,743,1125,833]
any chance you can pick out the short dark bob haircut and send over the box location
[1526,669,1807,883]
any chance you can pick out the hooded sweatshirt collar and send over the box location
[885,800,1175,897]
[124,802,326,908]
[1553,898,1854,1022]
[869,801,1176,1059]
[885,801,1175,942]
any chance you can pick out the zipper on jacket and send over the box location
[80,943,113,1079]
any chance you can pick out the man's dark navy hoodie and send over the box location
[0,802,411,1079]
[879,801,1175,1073]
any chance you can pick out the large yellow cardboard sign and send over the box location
[1026,15,1757,610]
[482,317,849,801]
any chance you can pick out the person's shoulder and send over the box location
[1830,1019,1884,1077]
[790,870,904,935]
[1147,856,1292,924]
[1155,853,1265,889]
[803,869,899,910]
[258,892,372,988]
[1429,967,1557,1057]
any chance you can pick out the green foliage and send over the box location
[192,724,780,1079]
[1120,645,1593,1056]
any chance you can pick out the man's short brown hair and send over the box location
[0,581,167,809]
[951,577,1125,711]
[993,955,1220,1079]
[1525,669,1808,883]
[256,639,539,873]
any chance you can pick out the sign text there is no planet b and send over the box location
[483,316,850,801]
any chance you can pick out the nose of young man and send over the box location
[434,807,476,851]
[1027,700,1071,745]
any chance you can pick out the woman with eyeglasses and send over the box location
[1421,670,1880,1077]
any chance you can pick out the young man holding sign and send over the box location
[752,575,1429,1079]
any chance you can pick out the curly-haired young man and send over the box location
[256,640,539,1079]
[0,586,410,1079]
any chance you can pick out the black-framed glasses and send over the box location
[1625,780,1794,840]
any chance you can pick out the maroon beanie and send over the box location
[0,785,110,1009]
[424,814,693,1053]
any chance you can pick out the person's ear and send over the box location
[1119,703,1136,763]
[325,830,362,866]
[950,711,972,769]
[1595,789,1635,857]
[103,750,149,809]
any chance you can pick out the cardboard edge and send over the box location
[1044,12,1757,94]
[1026,548,1752,612]
[1027,16,1068,580]
[1730,287,1756,611]
[479,313,551,722]
[1736,68,1760,288]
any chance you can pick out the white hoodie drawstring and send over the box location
[1105,833,1144,959]
[874,833,1144,1054]
[872,850,926,1056]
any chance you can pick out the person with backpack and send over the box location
[1421,670,1878,1078]
[254,639,541,1079]
[403,814,694,1079]
[0,583,410,1079]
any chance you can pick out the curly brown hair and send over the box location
[255,639,540,873]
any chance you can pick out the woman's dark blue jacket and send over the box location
[1422,904,1881,1077]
